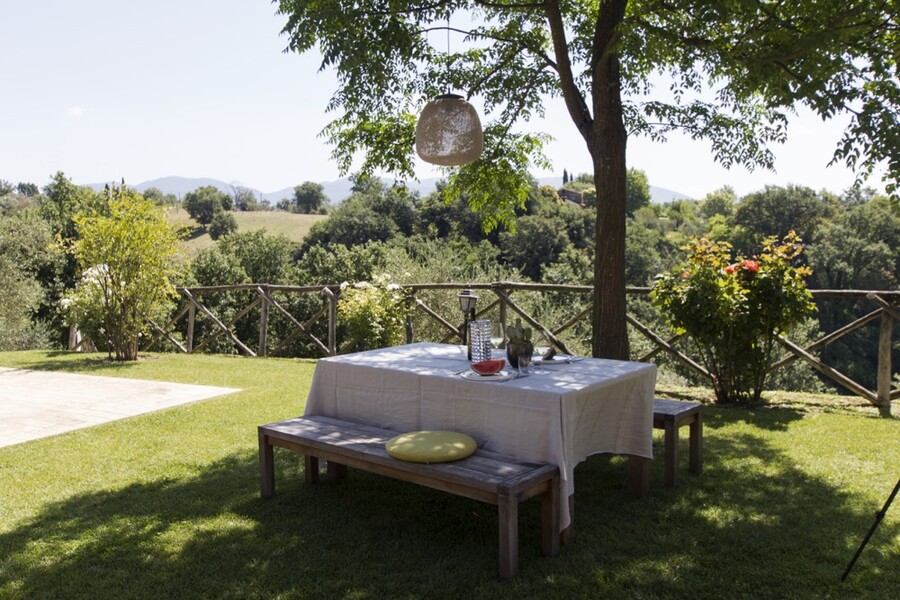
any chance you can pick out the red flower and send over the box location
[724,264,737,274]
[741,260,759,273]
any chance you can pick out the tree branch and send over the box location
[473,0,545,9]
[421,25,558,71]
[544,0,593,141]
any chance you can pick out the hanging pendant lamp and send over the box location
[415,92,484,166]
[415,17,483,166]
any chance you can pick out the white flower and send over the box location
[82,264,110,285]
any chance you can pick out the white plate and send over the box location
[459,369,517,382]
[542,355,584,364]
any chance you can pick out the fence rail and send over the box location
[141,282,898,415]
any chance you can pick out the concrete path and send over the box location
[0,367,239,448]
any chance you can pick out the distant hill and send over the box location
[86,176,411,205]
[535,178,691,204]
[649,186,692,203]
[86,175,689,205]
[86,176,236,197]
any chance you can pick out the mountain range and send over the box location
[86,175,690,205]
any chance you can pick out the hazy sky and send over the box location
[1,0,887,198]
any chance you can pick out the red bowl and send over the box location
[471,359,505,375]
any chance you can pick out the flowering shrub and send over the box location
[61,264,111,351]
[651,232,815,403]
[337,274,407,352]
[63,186,183,360]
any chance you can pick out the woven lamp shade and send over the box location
[415,93,484,166]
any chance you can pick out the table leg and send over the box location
[628,455,650,496]
[327,460,348,480]
[542,480,561,556]
[560,494,575,545]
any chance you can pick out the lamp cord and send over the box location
[446,15,451,95]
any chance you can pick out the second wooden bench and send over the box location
[653,398,704,487]
[258,414,560,580]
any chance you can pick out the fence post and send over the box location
[498,286,508,343]
[323,287,338,356]
[876,307,893,417]
[405,291,415,344]
[258,285,270,357]
[187,300,196,353]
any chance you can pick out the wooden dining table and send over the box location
[303,342,657,533]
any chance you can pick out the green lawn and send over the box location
[0,351,897,599]
[166,207,325,253]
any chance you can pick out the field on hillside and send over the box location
[166,207,325,253]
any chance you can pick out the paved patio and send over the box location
[0,367,239,448]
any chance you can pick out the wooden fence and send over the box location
[142,282,898,415]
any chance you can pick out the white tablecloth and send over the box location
[304,342,656,530]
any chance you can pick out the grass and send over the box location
[0,351,898,599]
[165,207,325,253]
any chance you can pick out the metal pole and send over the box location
[841,478,899,581]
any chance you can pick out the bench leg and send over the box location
[542,479,561,557]
[497,489,519,580]
[664,419,678,487]
[259,432,275,499]
[689,413,703,475]
[628,455,651,495]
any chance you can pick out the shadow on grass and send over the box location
[184,225,206,240]
[659,385,896,421]
[4,352,146,375]
[660,389,807,432]
[1,407,897,599]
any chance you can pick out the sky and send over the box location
[0,0,888,199]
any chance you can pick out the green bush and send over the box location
[651,232,815,403]
[64,186,184,360]
[208,211,238,240]
[337,275,407,352]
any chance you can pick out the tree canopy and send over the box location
[276,1,898,359]
[291,181,328,214]
[183,185,233,226]
[66,185,185,360]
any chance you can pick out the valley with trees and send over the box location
[1,169,896,404]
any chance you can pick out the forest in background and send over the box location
[1,170,897,395]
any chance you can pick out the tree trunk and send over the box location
[589,0,629,360]
[545,0,629,359]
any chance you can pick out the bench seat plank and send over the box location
[262,416,554,496]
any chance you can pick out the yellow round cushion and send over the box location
[385,430,477,464]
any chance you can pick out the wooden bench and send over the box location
[653,399,704,487]
[258,415,560,580]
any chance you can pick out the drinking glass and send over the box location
[469,320,492,363]
[517,352,532,376]
[490,320,505,350]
